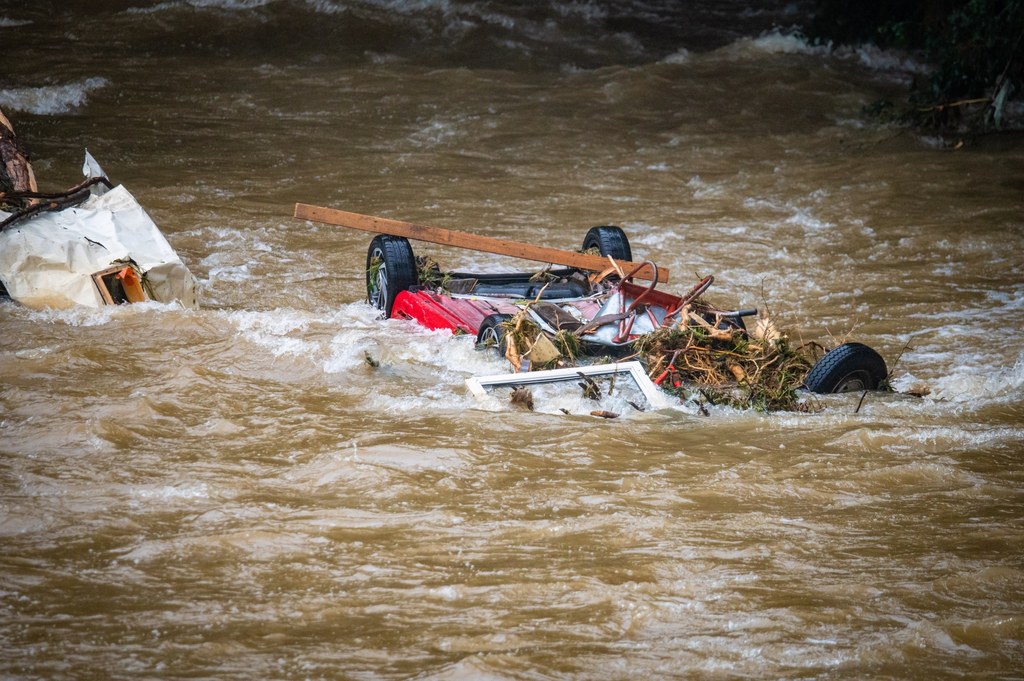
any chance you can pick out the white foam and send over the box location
[0,17,32,27]
[927,351,1024,403]
[410,118,462,148]
[299,0,343,14]
[206,263,251,283]
[306,0,453,15]
[687,175,726,199]
[553,1,607,21]
[722,30,829,59]
[0,77,109,115]
[784,208,832,231]
[21,300,186,327]
[132,482,210,501]
[835,43,929,74]
[226,308,324,358]
[122,1,176,12]
[718,30,929,79]
[323,327,386,373]
[188,0,272,7]
[125,0,271,12]
[660,48,691,65]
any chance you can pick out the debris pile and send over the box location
[632,321,819,412]
[0,109,199,309]
[426,254,823,412]
[493,300,820,412]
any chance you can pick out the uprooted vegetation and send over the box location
[495,308,821,413]
[474,280,824,413]
[631,321,821,412]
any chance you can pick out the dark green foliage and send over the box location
[811,0,1024,132]
[929,1,1021,98]
[809,0,946,48]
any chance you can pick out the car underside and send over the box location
[358,223,890,409]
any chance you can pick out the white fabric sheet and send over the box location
[0,185,198,309]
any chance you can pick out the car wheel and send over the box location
[366,235,417,318]
[803,342,888,394]
[582,225,632,262]
[476,314,512,356]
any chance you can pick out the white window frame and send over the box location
[465,360,670,410]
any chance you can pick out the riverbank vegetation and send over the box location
[809,0,1023,135]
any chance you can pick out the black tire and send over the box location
[476,313,512,356]
[803,342,888,394]
[582,225,632,262]
[366,235,417,318]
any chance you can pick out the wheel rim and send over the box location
[834,371,869,393]
[368,248,388,310]
[480,326,501,349]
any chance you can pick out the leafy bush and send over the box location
[810,0,1023,132]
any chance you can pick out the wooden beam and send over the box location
[293,203,668,283]
[0,107,38,194]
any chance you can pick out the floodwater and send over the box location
[2,1,1023,678]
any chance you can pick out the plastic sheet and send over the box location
[0,167,198,309]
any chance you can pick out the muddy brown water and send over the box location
[2,2,1023,679]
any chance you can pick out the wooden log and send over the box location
[293,203,668,283]
[0,108,38,198]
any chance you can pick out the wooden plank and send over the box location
[294,203,668,283]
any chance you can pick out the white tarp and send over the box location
[0,164,198,309]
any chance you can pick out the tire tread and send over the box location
[803,342,887,394]
[582,225,632,262]
[366,235,417,317]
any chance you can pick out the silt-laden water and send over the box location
[1,2,1023,678]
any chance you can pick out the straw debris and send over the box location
[416,256,450,289]
[410,250,828,412]
[490,287,822,411]
[632,321,818,412]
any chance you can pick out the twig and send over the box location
[758,277,774,321]
[2,175,112,201]
[854,390,868,414]
[1,176,114,232]
[918,97,992,112]
[855,338,912,414]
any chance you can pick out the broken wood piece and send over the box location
[727,363,747,383]
[505,331,522,372]
[510,386,534,411]
[687,311,735,341]
[590,410,619,419]
[293,203,668,283]
[577,372,602,400]
[90,265,147,305]
[526,332,561,365]
[0,108,38,200]
[606,255,625,279]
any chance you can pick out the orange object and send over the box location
[115,267,146,303]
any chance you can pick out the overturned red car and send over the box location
[361,224,888,397]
